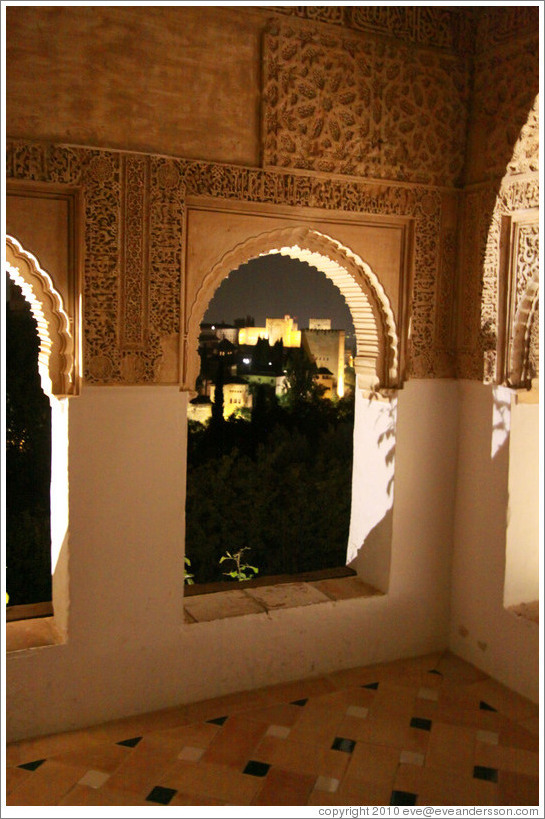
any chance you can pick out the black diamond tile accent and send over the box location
[243,760,271,777]
[116,736,142,747]
[410,717,432,731]
[290,698,308,707]
[390,790,418,806]
[362,681,379,690]
[206,716,228,725]
[18,759,46,771]
[146,786,177,804]
[473,765,498,783]
[479,701,497,712]
[331,736,356,753]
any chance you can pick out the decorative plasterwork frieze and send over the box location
[266,6,475,53]
[5,235,77,397]
[457,175,539,383]
[261,21,470,187]
[267,5,538,55]
[119,155,150,351]
[7,139,450,385]
[498,214,539,389]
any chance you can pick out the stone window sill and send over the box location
[184,574,382,623]
[6,616,64,653]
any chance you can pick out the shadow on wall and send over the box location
[347,393,396,593]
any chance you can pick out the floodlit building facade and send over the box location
[4,5,539,747]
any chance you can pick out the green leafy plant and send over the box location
[219,547,259,582]
[184,556,195,585]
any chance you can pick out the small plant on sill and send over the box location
[220,547,259,582]
[184,556,195,585]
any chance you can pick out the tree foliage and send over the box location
[185,390,355,584]
[6,283,52,605]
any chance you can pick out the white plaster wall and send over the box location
[503,399,540,608]
[8,381,459,741]
[449,382,539,703]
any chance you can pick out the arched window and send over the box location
[5,236,75,636]
[184,227,400,594]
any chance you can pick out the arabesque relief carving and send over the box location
[268,6,473,52]
[466,37,539,184]
[457,177,539,384]
[261,21,470,186]
[7,139,452,385]
[268,5,537,54]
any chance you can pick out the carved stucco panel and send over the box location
[456,176,539,383]
[262,21,470,186]
[466,35,539,184]
[7,139,450,384]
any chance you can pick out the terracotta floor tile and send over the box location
[435,652,490,685]
[467,678,539,723]
[5,651,537,808]
[7,759,88,806]
[57,783,148,806]
[6,728,108,767]
[472,778,502,806]
[494,745,540,776]
[4,766,33,795]
[243,702,304,726]
[314,686,378,710]
[138,720,220,753]
[286,701,344,746]
[416,767,478,806]
[104,743,178,794]
[158,760,263,803]
[318,747,352,781]
[252,766,316,805]
[517,714,540,735]
[426,721,476,777]
[498,771,540,806]
[337,713,409,747]
[98,705,189,743]
[52,741,131,773]
[370,681,418,718]
[307,784,391,806]
[499,719,540,752]
[474,740,502,770]
[253,734,326,777]
[335,779,395,806]
[400,725,431,755]
[393,761,425,795]
[201,715,267,768]
[343,742,400,788]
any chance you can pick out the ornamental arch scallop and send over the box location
[185,226,401,397]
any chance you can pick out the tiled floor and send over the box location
[5,651,540,807]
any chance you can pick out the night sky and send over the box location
[204,255,356,334]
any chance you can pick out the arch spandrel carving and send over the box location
[184,226,400,396]
[5,235,77,397]
[509,275,539,389]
